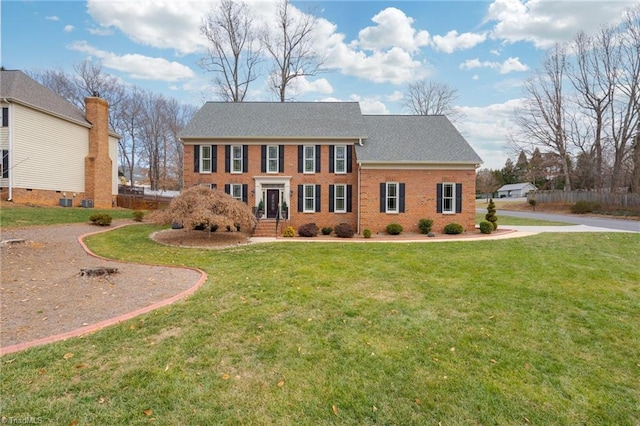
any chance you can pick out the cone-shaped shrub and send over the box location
[485,198,498,230]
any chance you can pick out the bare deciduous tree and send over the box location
[513,43,573,190]
[260,0,324,102]
[199,0,261,102]
[402,81,460,119]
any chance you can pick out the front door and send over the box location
[266,189,280,219]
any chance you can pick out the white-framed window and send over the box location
[200,145,212,173]
[442,183,455,213]
[386,182,399,213]
[334,184,346,213]
[267,145,279,173]
[303,184,316,212]
[334,145,346,174]
[304,145,315,173]
[231,145,243,173]
[1,149,8,179]
[230,183,243,201]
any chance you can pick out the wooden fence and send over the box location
[528,190,640,208]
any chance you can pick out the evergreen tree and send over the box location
[485,198,498,230]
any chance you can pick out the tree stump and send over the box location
[79,267,119,277]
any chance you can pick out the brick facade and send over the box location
[183,143,477,234]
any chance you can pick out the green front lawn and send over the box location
[0,205,135,228]
[2,225,639,425]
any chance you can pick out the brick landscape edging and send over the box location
[0,223,208,356]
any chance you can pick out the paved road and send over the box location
[482,209,640,232]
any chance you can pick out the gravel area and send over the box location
[0,222,202,349]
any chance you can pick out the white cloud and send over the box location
[486,0,638,49]
[386,90,404,102]
[432,30,487,53]
[46,16,59,21]
[455,98,526,169]
[287,76,334,98]
[63,25,74,33]
[86,0,211,55]
[459,57,528,74]
[68,41,195,82]
[472,74,480,80]
[490,49,501,56]
[499,57,529,74]
[357,7,430,53]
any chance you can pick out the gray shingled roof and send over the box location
[356,115,483,164]
[0,70,89,126]
[180,102,367,139]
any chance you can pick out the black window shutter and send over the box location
[298,145,303,173]
[279,145,285,173]
[315,145,321,173]
[329,145,335,173]
[380,183,386,212]
[225,145,230,173]
[297,184,303,212]
[261,146,266,173]
[436,183,443,213]
[194,145,200,172]
[224,184,230,194]
[242,184,248,203]
[347,184,353,212]
[399,183,406,213]
[347,145,353,173]
[315,185,321,212]
[329,185,335,212]
[455,183,463,213]
[2,108,8,127]
[243,145,249,172]
[211,145,217,172]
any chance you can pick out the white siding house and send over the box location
[0,70,119,208]
[497,182,537,198]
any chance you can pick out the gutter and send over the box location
[357,162,361,235]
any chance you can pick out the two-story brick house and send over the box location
[180,102,482,236]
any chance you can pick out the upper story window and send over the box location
[304,145,315,173]
[194,144,216,173]
[334,145,346,174]
[1,107,8,127]
[200,145,212,173]
[231,145,243,173]
[267,145,279,173]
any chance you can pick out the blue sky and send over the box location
[2,0,638,170]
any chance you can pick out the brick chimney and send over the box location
[84,96,113,209]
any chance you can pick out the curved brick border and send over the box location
[0,224,207,356]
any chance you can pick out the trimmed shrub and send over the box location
[444,222,464,234]
[334,223,355,238]
[363,229,372,238]
[89,213,112,226]
[298,223,319,237]
[571,201,600,214]
[418,218,433,234]
[485,198,498,230]
[321,227,333,235]
[283,226,295,237]
[132,210,145,222]
[479,221,493,234]
[386,223,403,235]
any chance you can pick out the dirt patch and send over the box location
[151,228,252,249]
[0,222,201,349]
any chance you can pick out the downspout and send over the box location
[357,162,361,235]
[4,100,13,201]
